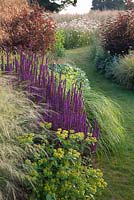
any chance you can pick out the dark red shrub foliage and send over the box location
[0,5,56,52]
[126,0,134,10]
[100,10,134,56]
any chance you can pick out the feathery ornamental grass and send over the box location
[0,81,39,200]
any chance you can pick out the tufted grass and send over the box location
[0,78,39,200]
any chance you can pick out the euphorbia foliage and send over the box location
[0,50,99,150]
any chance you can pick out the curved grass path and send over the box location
[65,47,134,200]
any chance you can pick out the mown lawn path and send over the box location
[65,47,134,200]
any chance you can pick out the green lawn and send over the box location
[65,47,134,200]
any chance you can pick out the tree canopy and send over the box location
[33,0,77,12]
[91,0,128,10]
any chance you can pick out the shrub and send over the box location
[95,50,119,78]
[91,34,109,73]
[89,32,119,78]
[18,128,107,200]
[0,80,39,200]
[0,0,29,21]
[100,10,134,56]
[0,5,56,52]
[0,0,29,44]
[112,54,134,89]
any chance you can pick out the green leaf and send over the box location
[46,194,53,200]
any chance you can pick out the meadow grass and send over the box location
[65,46,134,200]
[53,10,119,23]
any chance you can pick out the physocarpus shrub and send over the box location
[0,5,56,53]
[100,10,134,56]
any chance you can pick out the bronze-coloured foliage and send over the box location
[100,10,134,56]
[0,5,56,53]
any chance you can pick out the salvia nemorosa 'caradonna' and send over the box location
[0,49,99,152]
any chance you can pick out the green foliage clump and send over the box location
[89,31,119,78]
[112,54,134,89]
[51,63,90,89]
[88,30,105,63]
[54,29,65,57]
[18,127,107,200]
[63,29,91,49]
